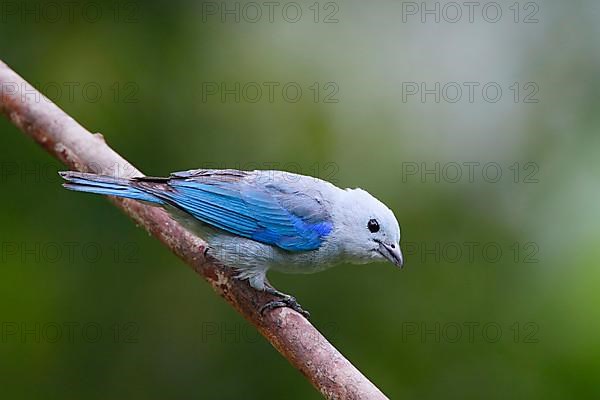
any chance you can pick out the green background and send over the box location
[1,0,598,398]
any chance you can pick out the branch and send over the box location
[0,60,388,400]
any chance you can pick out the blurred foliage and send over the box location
[1,0,599,399]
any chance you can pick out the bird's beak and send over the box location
[378,241,404,268]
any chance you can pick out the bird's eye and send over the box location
[367,219,380,233]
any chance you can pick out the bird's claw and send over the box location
[259,292,310,318]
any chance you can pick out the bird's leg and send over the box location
[259,284,310,318]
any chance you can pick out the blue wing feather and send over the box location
[136,171,333,251]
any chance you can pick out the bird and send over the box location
[59,168,403,317]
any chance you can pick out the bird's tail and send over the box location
[59,171,162,204]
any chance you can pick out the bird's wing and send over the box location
[132,169,333,251]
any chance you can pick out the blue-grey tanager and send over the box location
[60,169,403,316]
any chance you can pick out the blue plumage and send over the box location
[61,174,161,203]
[60,168,403,315]
[60,170,333,251]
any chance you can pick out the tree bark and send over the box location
[0,59,388,400]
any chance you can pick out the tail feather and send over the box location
[59,171,162,204]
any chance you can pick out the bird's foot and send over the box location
[259,286,310,318]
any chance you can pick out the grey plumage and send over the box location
[60,169,403,311]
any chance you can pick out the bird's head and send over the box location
[334,188,403,268]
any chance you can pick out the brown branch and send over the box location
[0,60,388,400]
